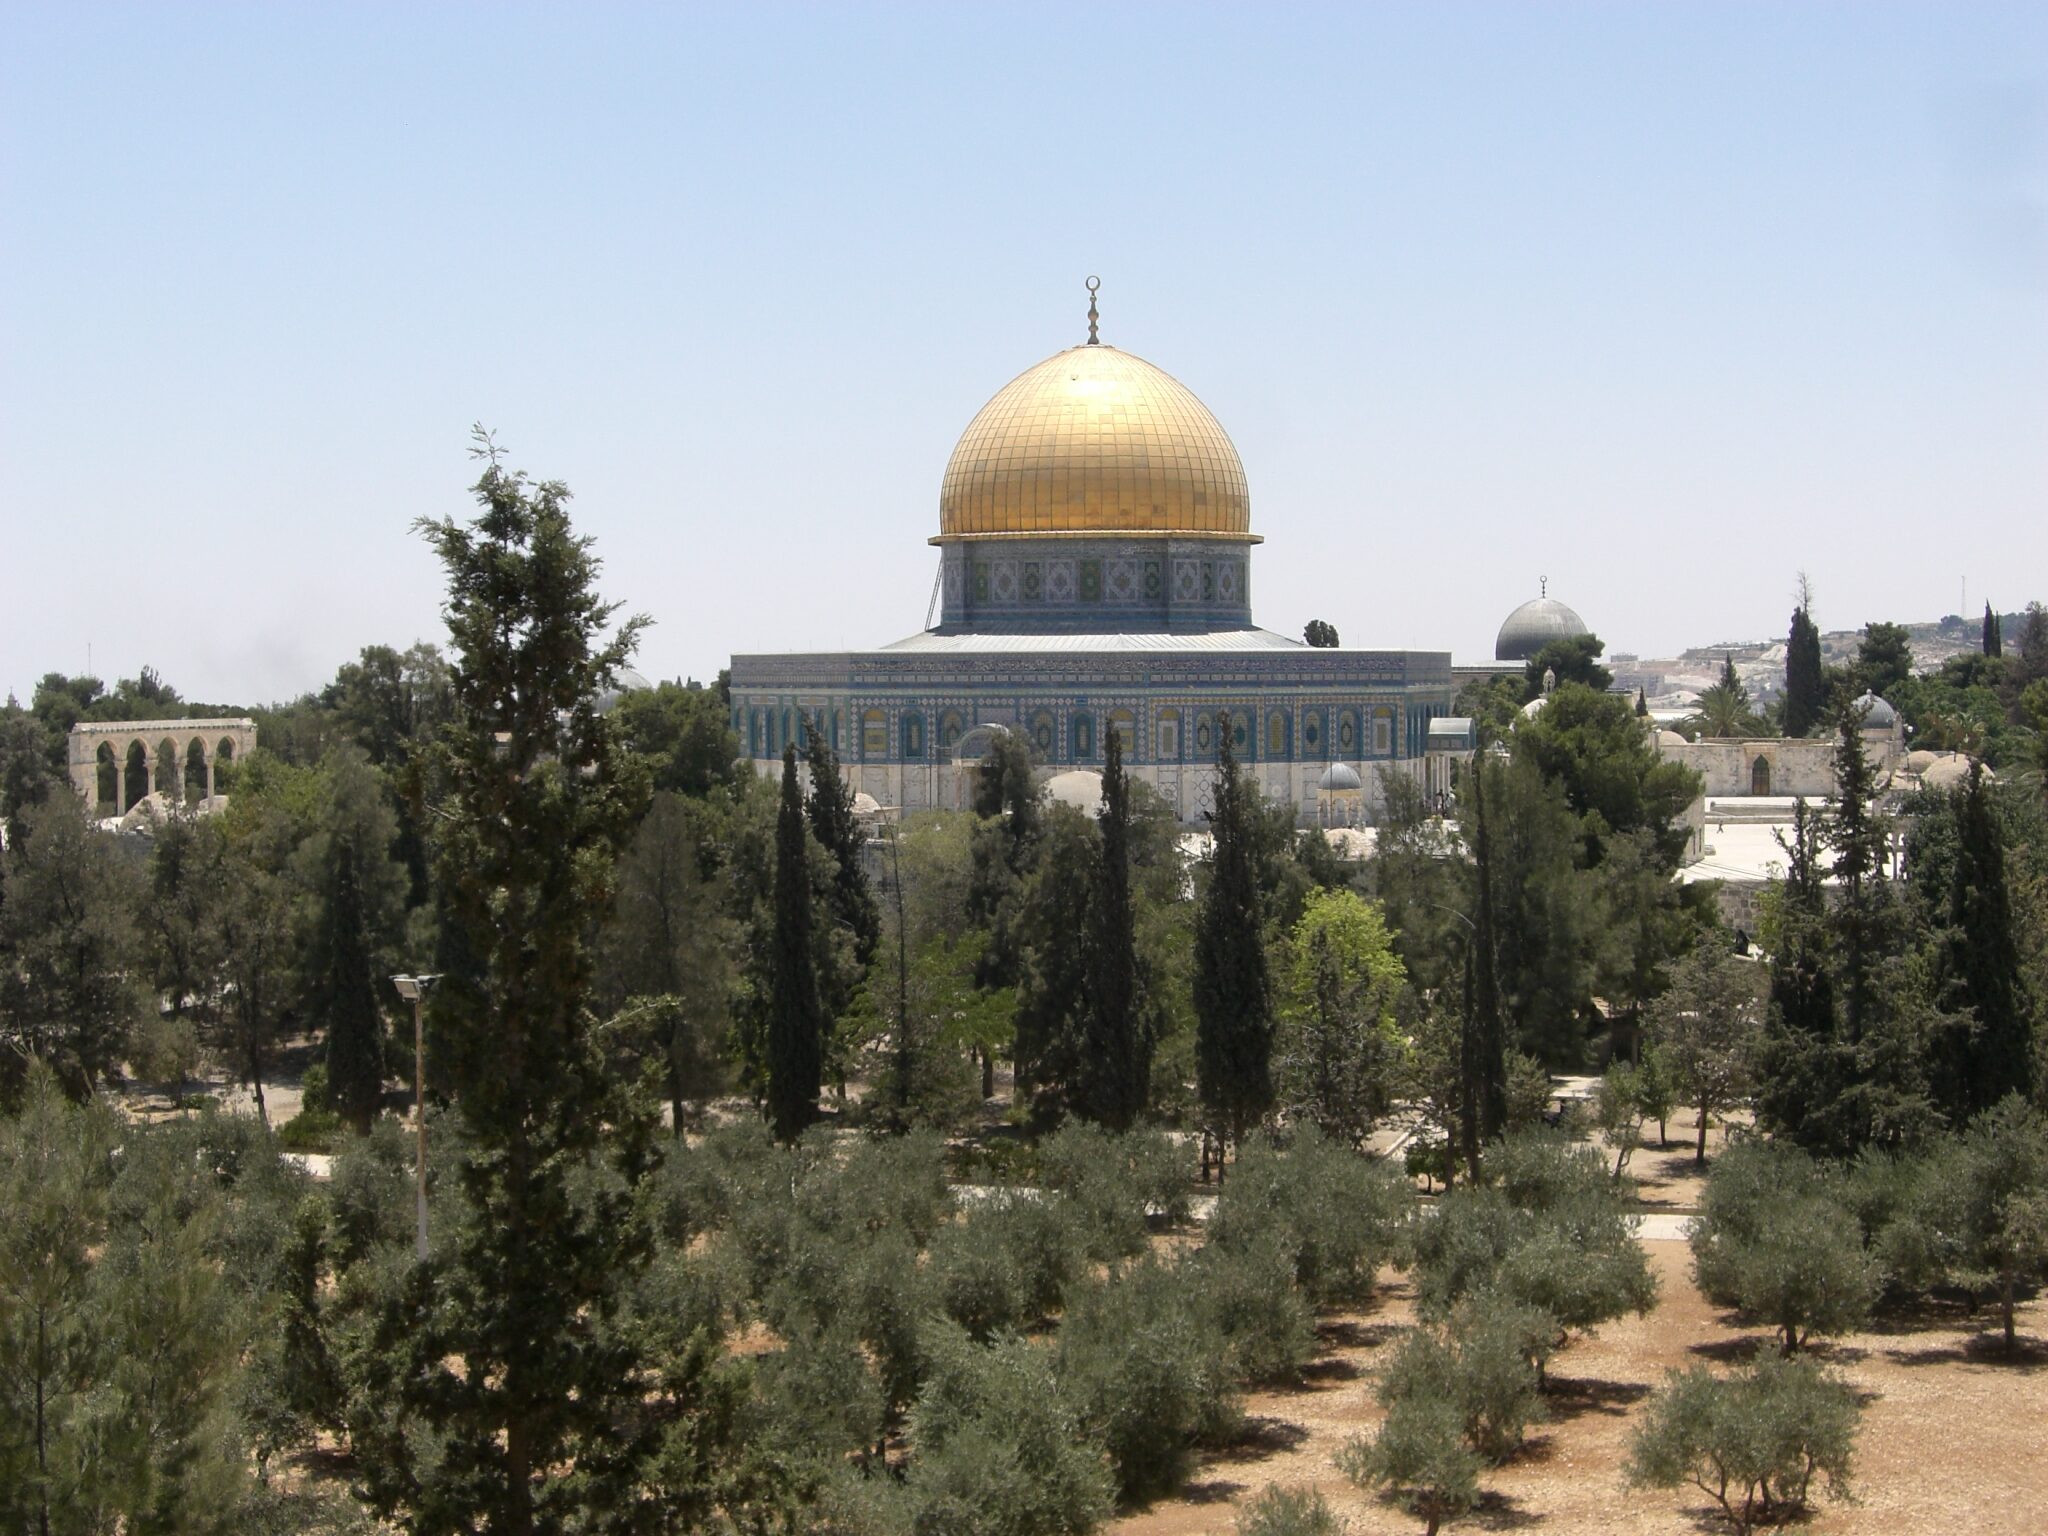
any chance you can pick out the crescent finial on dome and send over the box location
[1085,275,1101,345]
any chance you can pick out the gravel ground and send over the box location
[1109,1240,2048,1535]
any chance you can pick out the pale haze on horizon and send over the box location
[3,3,2044,707]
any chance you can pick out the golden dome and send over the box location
[936,344,1253,542]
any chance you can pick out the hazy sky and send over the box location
[4,3,2043,706]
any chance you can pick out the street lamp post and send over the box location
[391,974,441,1261]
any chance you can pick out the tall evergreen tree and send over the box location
[966,728,1042,991]
[1194,718,1274,1167]
[297,749,406,1136]
[1827,703,1893,1046]
[1754,799,1848,1152]
[1934,762,2030,1117]
[1010,806,1097,1124]
[1077,727,1148,1130]
[0,795,145,1096]
[1983,603,2002,659]
[1464,755,1508,1160]
[804,717,880,994]
[768,744,825,1142]
[353,437,657,1533]
[1785,603,1825,738]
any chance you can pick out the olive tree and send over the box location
[1625,1355,1859,1533]
[1689,1141,1880,1354]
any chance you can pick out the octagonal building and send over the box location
[727,297,1455,822]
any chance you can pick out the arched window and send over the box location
[1230,711,1251,757]
[1302,710,1324,759]
[1194,712,1214,758]
[1338,710,1358,754]
[1267,711,1288,759]
[1031,711,1056,757]
[1157,708,1180,762]
[1372,709,1393,756]
[901,713,926,760]
[862,709,888,759]
[940,711,963,752]
[1751,755,1772,796]
[1072,713,1095,761]
[1108,708,1136,759]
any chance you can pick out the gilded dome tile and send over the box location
[936,345,1253,542]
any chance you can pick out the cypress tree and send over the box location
[1194,716,1274,1167]
[1754,799,1849,1153]
[361,439,657,1531]
[1785,604,1825,738]
[1827,703,1892,1046]
[805,718,880,983]
[300,751,404,1137]
[1010,808,1096,1123]
[1937,762,2029,1116]
[1983,603,2002,659]
[1077,727,1148,1130]
[1463,754,1508,1162]
[316,843,385,1134]
[966,728,1042,992]
[768,744,824,1142]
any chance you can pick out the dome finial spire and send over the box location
[1540,574,1548,598]
[1085,275,1101,345]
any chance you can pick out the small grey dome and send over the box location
[1495,596,1589,662]
[1318,761,1363,792]
[1043,769,1105,813]
[1854,691,1897,729]
[594,667,654,714]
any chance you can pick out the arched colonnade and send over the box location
[66,718,258,816]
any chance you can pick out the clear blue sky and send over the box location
[4,3,2043,705]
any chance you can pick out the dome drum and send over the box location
[933,533,1254,634]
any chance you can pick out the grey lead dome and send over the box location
[1495,596,1589,662]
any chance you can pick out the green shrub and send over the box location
[1689,1141,1878,1354]
[1414,1131,1656,1346]
[1038,1122,1162,1262]
[324,1119,415,1268]
[929,1214,1031,1341]
[844,1231,931,1415]
[1236,1484,1349,1535]
[275,1105,342,1153]
[1191,1240,1318,1385]
[299,1060,332,1113]
[1058,1257,1237,1503]
[755,1325,886,1467]
[1440,1308,1547,1461]
[1625,1355,1860,1533]
[904,1322,1114,1536]
[1375,1318,1544,1466]
[1209,1126,1412,1306]
[985,1190,1088,1318]
[1337,1390,1479,1536]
